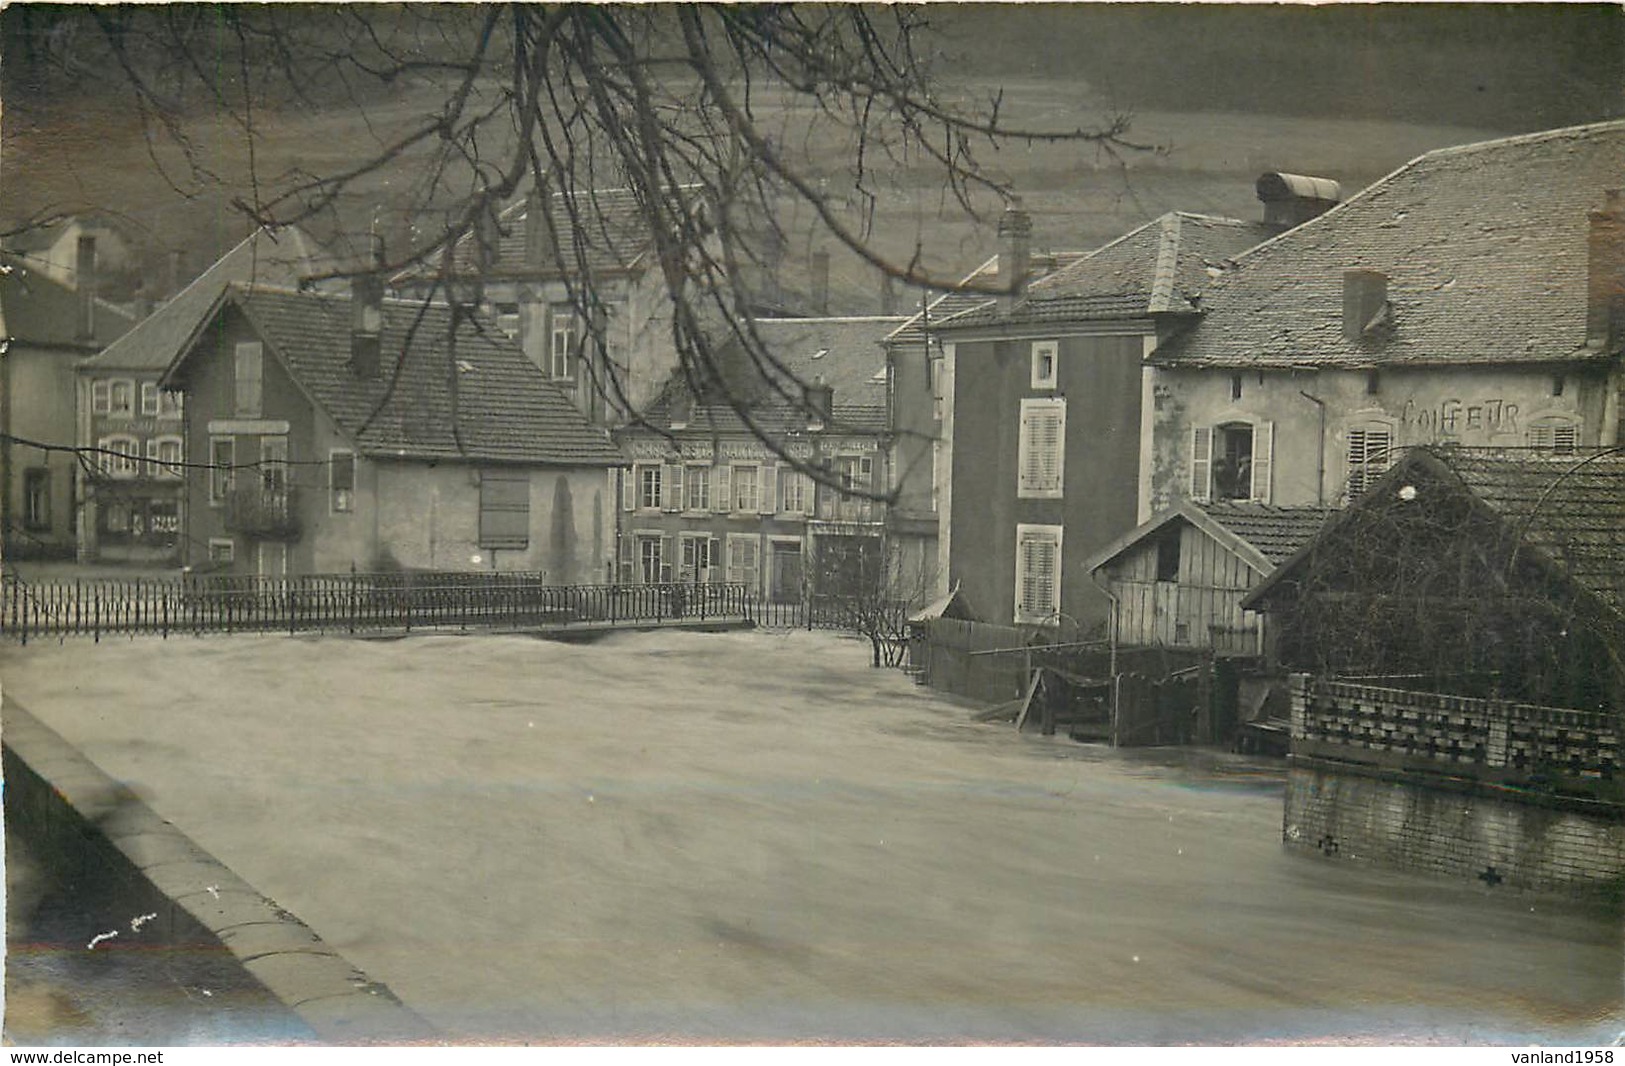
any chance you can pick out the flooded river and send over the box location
[2,629,1619,1044]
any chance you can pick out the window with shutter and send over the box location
[662,464,682,511]
[1249,421,1274,503]
[91,380,111,415]
[638,465,662,509]
[757,461,777,514]
[1017,398,1066,498]
[685,465,710,511]
[1527,416,1579,455]
[733,464,759,512]
[1013,523,1063,625]
[234,342,263,417]
[1345,423,1395,499]
[1189,426,1212,502]
[621,466,637,511]
[727,534,761,593]
[479,470,531,549]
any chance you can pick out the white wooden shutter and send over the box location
[757,461,777,514]
[618,533,634,582]
[713,464,731,513]
[1015,525,1061,623]
[802,473,816,516]
[1249,421,1274,503]
[660,535,673,583]
[1190,426,1213,503]
[661,464,680,511]
[1018,399,1065,497]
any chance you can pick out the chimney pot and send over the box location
[351,270,384,379]
[997,200,1033,313]
[1257,172,1342,230]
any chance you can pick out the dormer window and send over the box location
[1343,269,1389,341]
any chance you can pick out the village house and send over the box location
[159,278,625,580]
[882,247,1092,602]
[0,242,139,560]
[929,199,1293,629]
[74,226,338,565]
[392,185,703,430]
[1146,120,1625,514]
[614,315,904,603]
[6,215,145,305]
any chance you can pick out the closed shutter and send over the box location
[1014,524,1062,623]
[479,470,531,549]
[1190,426,1212,503]
[618,532,634,583]
[802,472,816,516]
[707,537,720,583]
[1249,421,1274,503]
[1346,424,1393,498]
[660,535,673,583]
[775,466,790,514]
[622,466,636,511]
[1017,399,1065,497]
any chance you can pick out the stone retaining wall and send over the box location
[3,700,437,1043]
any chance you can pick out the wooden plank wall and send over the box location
[1105,524,1265,654]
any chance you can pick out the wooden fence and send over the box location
[0,571,762,644]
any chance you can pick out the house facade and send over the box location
[1148,121,1625,512]
[932,205,1283,630]
[393,186,695,429]
[161,281,624,580]
[614,316,904,602]
[0,247,138,560]
[75,226,338,564]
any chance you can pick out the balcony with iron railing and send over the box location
[226,486,300,539]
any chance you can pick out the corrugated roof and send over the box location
[82,226,338,371]
[938,213,1274,331]
[1155,120,1625,368]
[226,285,624,466]
[0,252,138,350]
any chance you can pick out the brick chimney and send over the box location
[1257,172,1342,231]
[1342,268,1388,342]
[350,236,385,379]
[75,234,97,341]
[997,200,1032,314]
[806,376,834,430]
[1588,189,1625,351]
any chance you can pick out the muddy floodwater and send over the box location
[3,629,1620,1045]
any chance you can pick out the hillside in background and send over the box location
[2,4,1620,313]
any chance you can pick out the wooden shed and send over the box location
[1086,502,1331,657]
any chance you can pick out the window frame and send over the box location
[329,450,356,514]
[208,436,236,505]
[732,463,760,513]
[1013,523,1064,626]
[108,379,135,418]
[98,434,141,480]
[207,537,236,564]
[139,381,161,416]
[91,379,112,416]
[1345,420,1396,499]
[683,464,711,512]
[1017,397,1066,499]
[234,341,264,418]
[1030,340,1058,390]
[477,468,532,550]
[1526,414,1580,455]
[726,532,761,593]
[637,464,663,510]
[550,307,579,381]
[22,468,50,530]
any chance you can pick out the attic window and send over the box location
[1552,374,1566,398]
[1229,374,1243,401]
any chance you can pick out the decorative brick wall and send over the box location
[1285,675,1624,895]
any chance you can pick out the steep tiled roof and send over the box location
[224,285,623,466]
[882,251,1092,349]
[635,316,905,438]
[1155,120,1625,368]
[1196,502,1335,565]
[0,252,137,350]
[82,226,337,371]
[1244,447,1625,614]
[937,213,1274,331]
[1086,498,1332,576]
[1436,449,1625,610]
[426,186,701,281]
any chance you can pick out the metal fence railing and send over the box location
[0,571,757,644]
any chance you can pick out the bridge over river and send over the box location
[3,628,1620,1045]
